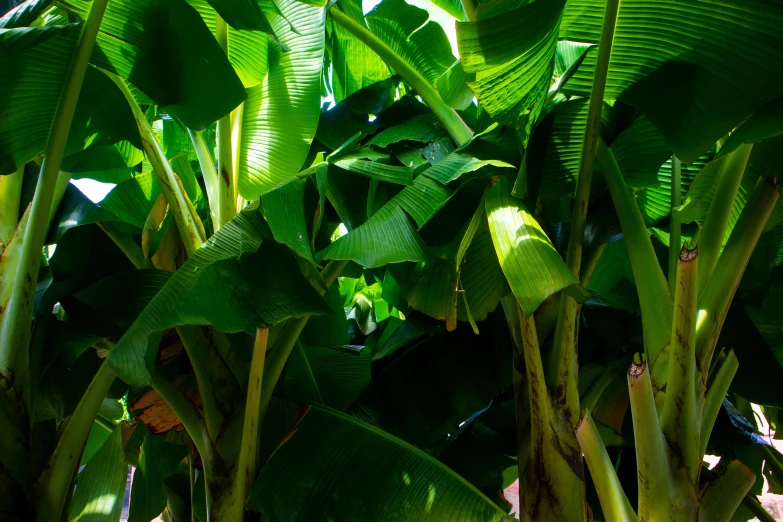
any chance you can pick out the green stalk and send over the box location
[328,8,473,146]
[548,0,620,421]
[627,354,669,521]
[759,445,783,486]
[699,460,756,522]
[214,15,236,229]
[0,165,23,249]
[216,327,268,522]
[699,348,738,458]
[695,177,779,372]
[740,495,777,522]
[98,221,152,269]
[189,129,221,230]
[230,103,244,213]
[151,371,227,518]
[500,295,530,490]
[581,365,614,413]
[668,155,681,293]
[189,443,197,522]
[696,144,753,293]
[106,72,206,256]
[596,141,672,373]
[0,0,109,410]
[34,360,116,522]
[176,325,224,442]
[517,303,586,522]
[460,0,477,20]
[661,245,699,486]
[258,260,348,417]
[575,411,637,522]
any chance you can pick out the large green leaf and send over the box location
[67,425,128,522]
[456,0,565,122]
[261,177,316,262]
[318,205,430,267]
[236,0,325,198]
[637,151,712,225]
[281,343,371,411]
[328,0,392,103]
[0,0,53,28]
[486,176,577,316]
[560,0,783,163]
[188,0,270,88]
[100,172,162,229]
[108,203,330,386]
[0,25,140,173]
[247,405,513,521]
[59,0,246,130]
[364,0,456,87]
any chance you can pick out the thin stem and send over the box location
[98,221,152,269]
[34,360,116,522]
[176,325,224,442]
[0,165,23,249]
[627,355,670,521]
[548,0,620,422]
[460,0,476,20]
[189,129,221,230]
[329,7,473,146]
[230,103,244,213]
[189,443,197,522]
[105,71,206,256]
[696,144,753,293]
[696,177,779,372]
[150,371,225,482]
[258,260,348,417]
[740,495,777,522]
[661,245,699,485]
[700,460,756,522]
[668,155,681,293]
[700,348,738,458]
[0,0,109,410]
[575,411,637,522]
[215,15,236,229]
[596,140,673,388]
[217,328,268,522]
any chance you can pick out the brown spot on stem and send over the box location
[679,244,698,262]
[629,358,646,379]
[220,166,231,186]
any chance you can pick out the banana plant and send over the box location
[4,0,783,521]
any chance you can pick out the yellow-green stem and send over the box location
[460,0,476,20]
[740,494,777,522]
[549,0,620,421]
[329,8,473,146]
[176,325,224,441]
[699,460,756,522]
[258,260,348,417]
[0,0,109,410]
[576,411,637,522]
[0,165,23,249]
[661,245,700,486]
[106,72,206,256]
[596,140,672,377]
[188,129,221,230]
[696,177,779,372]
[34,360,116,522]
[696,144,753,294]
[627,355,669,521]
[668,155,681,293]
[217,327,268,522]
[699,348,738,458]
[215,15,236,229]
[98,221,152,270]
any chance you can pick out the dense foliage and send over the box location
[2,0,783,520]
